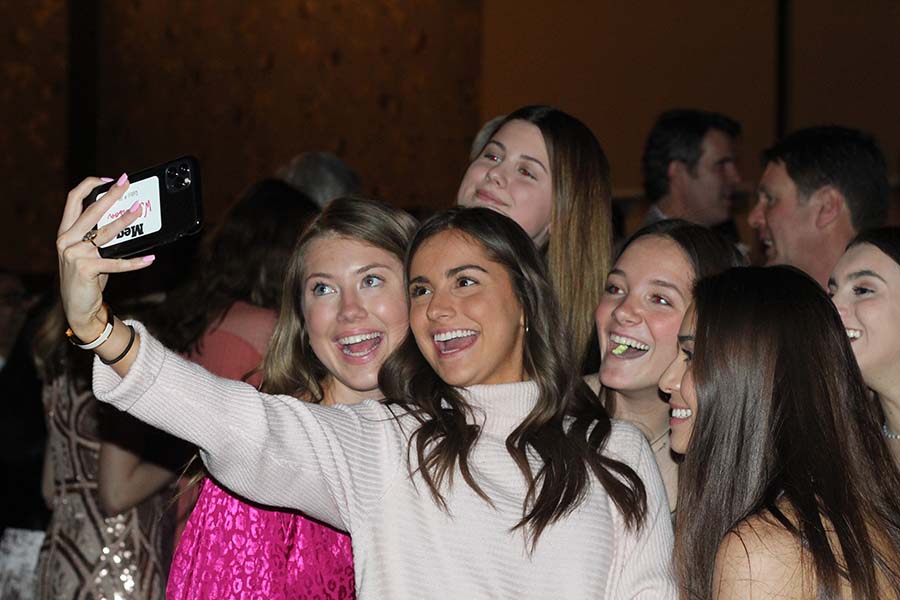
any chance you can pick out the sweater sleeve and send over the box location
[605,422,677,599]
[92,321,403,532]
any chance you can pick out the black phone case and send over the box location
[84,156,203,258]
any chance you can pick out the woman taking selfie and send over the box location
[660,266,900,599]
[57,178,675,598]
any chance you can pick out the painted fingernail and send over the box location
[142,255,155,263]
[100,177,114,183]
[129,201,141,213]
[116,173,128,187]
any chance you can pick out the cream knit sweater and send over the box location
[94,322,676,598]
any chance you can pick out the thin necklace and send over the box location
[649,428,669,449]
[883,422,900,441]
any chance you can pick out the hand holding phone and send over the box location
[83,156,203,258]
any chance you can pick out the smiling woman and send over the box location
[830,227,900,467]
[457,106,614,374]
[591,219,743,513]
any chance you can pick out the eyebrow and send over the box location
[678,335,695,344]
[485,140,548,174]
[409,263,489,285]
[829,270,887,289]
[606,270,686,299]
[305,263,393,283]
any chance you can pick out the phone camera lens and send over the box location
[166,166,177,178]
[179,164,190,175]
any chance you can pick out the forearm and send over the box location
[98,442,177,515]
[92,321,396,529]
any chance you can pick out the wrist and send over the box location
[66,304,113,349]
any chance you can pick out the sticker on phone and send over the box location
[96,176,163,248]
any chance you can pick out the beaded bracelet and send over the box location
[65,304,113,350]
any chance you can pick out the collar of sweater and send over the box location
[459,380,540,437]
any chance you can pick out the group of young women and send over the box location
[53,105,900,599]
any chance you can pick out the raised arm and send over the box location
[92,321,403,531]
[56,174,152,376]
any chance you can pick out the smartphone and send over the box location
[83,156,203,258]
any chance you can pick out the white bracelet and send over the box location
[65,304,115,350]
[76,321,114,350]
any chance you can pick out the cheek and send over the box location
[595,301,615,339]
[648,313,684,357]
[456,165,483,204]
[507,187,552,235]
[302,300,333,347]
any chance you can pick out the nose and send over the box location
[611,294,641,326]
[425,287,455,322]
[337,289,367,322]
[485,162,507,187]
[831,290,849,319]
[747,196,766,230]
[658,356,682,397]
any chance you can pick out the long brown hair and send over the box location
[675,266,900,599]
[379,206,647,549]
[259,196,417,398]
[487,106,613,374]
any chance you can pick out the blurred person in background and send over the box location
[749,125,889,287]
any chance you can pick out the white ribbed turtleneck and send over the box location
[94,322,676,599]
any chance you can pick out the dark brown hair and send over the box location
[675,266,900,599]
[380,206,647,549]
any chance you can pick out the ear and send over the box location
[667,160,686,186]
[812,186,845,229]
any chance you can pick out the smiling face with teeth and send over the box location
[596,235,694,405]
[659,308,698,454]
[302,235,408,403]
[829,242,900,393]
[408,230,526,387]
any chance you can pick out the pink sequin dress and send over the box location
[166,302,355,599]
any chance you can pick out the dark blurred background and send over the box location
[3,0,899,275]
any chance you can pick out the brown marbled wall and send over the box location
[0,0,68,273]
[94,0,480,226]
[6,1,480,273]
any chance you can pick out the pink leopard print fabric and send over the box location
[167,477,355,599]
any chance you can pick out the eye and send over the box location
[852,285,874,296]
[362,274,384,288]
[650,294,671,306]
[409,284,431,298]
[681,347,693,362]
[604,283,624,295]
[482,151,500,163]
[312,282,334,296]
[518,166,536,180]
[457,276,478,288]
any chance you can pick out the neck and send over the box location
[877,387,900,436]
[609,388,670,441]
[655,195,684,221]
[321,377,379,406]
[806,228,855,288]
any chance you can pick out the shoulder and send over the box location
[604,419,650,466]
[713,514,804,599]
